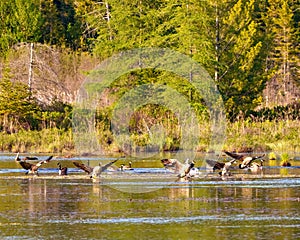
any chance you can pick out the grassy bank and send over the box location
[0,119,299,155]
[0,128,74,154]
[223,119,300,153]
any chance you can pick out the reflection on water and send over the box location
[0,177,300,239]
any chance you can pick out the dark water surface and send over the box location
[0,155,300,239]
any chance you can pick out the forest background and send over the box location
[0,0,299,156]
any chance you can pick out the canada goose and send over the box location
[161,158,190,174]
[206,159,236,176]
[188,167,200,177]
[72,159,119,178]
[161,158,196,180]
[120,161,133,171]
[15,153,53,175]
[206,159,226,171]
[57,162,68,175]
[220,159,236,176]
[177,160,195,179]
[249,159,264,173]
[224,151,265,169]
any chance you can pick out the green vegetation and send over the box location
[280,152,291,167]
[0,0,299,154]
[268,152,277,160]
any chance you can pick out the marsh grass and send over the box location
[0,128,74,153]
[0,119,299,154]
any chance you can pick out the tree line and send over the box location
[0,0,299,134]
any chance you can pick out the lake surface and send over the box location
[0,154,300,239]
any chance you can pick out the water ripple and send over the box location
[47,215,300,225]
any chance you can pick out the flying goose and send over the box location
[161,158,190,174]
[15,153,53,175]
[220,159,236,176]
[72,159,119,178]
[161,158,196,180]
[206,159,236,176]
[206,159,226,171]
[224,151,265,169]
[57,162,68,175]
[177,160,195,179]
[249,159,264,173]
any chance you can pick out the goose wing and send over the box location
[35,156,53,168]
[240,154,265,168]
[161,158,176,167]
[176,161,195,180]
[206,159,225,170]
[252,154,266,160]
[101,159,119,172]
[224,151,244,160]
[24,156,39,160]
[72,161,93,174]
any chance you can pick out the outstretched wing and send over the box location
[177,161,195,179]
[161,158,176,167]
[72,161,93,174]
[240,154,265,169]
[206,159,225,170]
[24,156,39,160]
[101,159,119,172]
[224,151,244,160]
[35,156,53,168]
[252,154,265,160]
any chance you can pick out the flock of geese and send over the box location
[14,151,267,180]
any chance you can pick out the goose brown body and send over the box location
[224,151,265,169]
[57,162,68,175]
[15,153,53,175]
[72,159,119,178]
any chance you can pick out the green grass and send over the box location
[0,119,299,154]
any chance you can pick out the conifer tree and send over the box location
[264,0,300,106]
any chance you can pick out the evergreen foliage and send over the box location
[0,0,299,153]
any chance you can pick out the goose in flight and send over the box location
[206,159,236,176]
[249,160,264,173]
[161,158,196,180]
[57,162,68,175]
[15,153,53,175]
[72,159,119,178]
[206,159,226,171]
[224,151,265,169]
[220,159,236,176]
[161,158,190,174]
[177,160,196,180]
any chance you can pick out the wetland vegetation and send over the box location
[0,1,299,155]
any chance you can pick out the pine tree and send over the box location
[264,0,300,106]
[0,65,37,132]
[0,0,42,56]
[208,0,267,119]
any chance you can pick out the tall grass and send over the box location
[224,119,300,153]
[0,119,299,154]
[0,128,74,153]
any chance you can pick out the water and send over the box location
[0,155,300,239]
